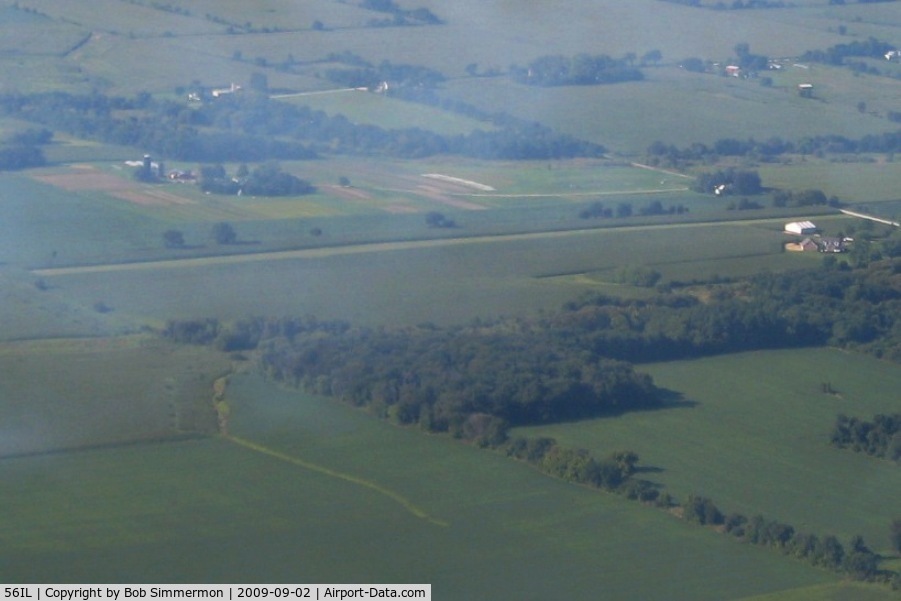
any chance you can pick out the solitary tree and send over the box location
[163,229,186,248]
[212,222,238,245]
[891,519,901,554]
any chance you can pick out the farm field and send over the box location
[759,161,901,209]
[2,158,825,272]
[0,336,229,457]
[0,0,845,95]
[279,90,493,136]
[34,217,818,328]
[516,347,901,553]
[443,67,893,156]
[0,374,837,599]
[1,0,899,593]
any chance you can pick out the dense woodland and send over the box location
[831,413,901,460]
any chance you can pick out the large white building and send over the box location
[785,221,817,235]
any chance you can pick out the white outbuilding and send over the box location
[785,221,817,235]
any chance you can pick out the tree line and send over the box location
[578,200,689,220]
[359,0,442,27]
[648,130,901,168]
[800,36,894,67]
[324,60,445,89]
[510,53,645,87]
[0,90,606,162]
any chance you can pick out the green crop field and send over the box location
[0,336,229,457]
[35,217,819,328]
[279,90,493,136]
[1,0,899,593]
[0,374,837,599]
[759,161,901,207]
[443,68,893,156]
[516,348,901,553]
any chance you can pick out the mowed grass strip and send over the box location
[516,348,901,552]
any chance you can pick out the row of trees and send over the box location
[801,37,895,67]
[324,60,445,89]
[359,0,443,26]
[681,496,892,582]
[578,200,689,220]
[0,90,606,162]
[831,413,901,460]
[510,53,645,87]
[647,130,901,167]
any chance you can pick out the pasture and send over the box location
[0,374,836,599]
[516,348,901,554]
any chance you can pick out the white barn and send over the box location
[785,221,817,235]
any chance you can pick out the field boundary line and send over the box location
[225,434,449,527]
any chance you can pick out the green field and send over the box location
[0,336,229,457]
[0,374,839,599]
[759,161,901,207]
[1,0,900,594]
[516,348,901,554]
[34,217,825,328]
[282,90,493,136]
